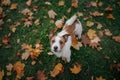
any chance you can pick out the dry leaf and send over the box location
[107,14,115,20]
[47,52,53,55]
[90,11,103,17]
[96,76,106,80]
[26,0,32,7]
[104,55,110,60]
[34,19,40,26]
[2,35,10,44]
[58,0,65,6]
[13,61,25,78]
[2,0,11,6]
[70,63,82,74]
[89,42,100,49]
[71,0,78,8]
[7,71,12,76]
[0,70,4,80]
[112,36,120,42]
[21,8,31,15]
[50,63,64,77]
[97,23,103,29]
[22,50,30,60]
[24,21,32,27]
[9,25,16,32]
[10,3,18,10]
[77,12,83,17]
[72,42,82,50]
[98,2,103,7]
[48,10,57,19]
[87,29,97,39]
[0,7,3,14]
[26,77,34,80]
[50,19,54,23]
[55,19,64,29]
[0,19,4,26]
[67,8,71,13]
[105,6,113,11]
[81,34,90,46]
[6,63,13,71]
[91,1,97,7]
[86,21,94,27]
[37,70,48,80]
[45,1,52,5]
[32,6,39,11]
[104,29,112,36]
[98,31,104,38]
[91,36,101,43]
[31,61,36,65]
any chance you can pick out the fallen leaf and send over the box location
[104,6,113,11]
[0,7,3,15]
[0,70,4,80]
[7,71,12,76]
[91,36,101,43]
[2,35,10,44]
[91,1,97,7]
[97,23,103,29]
[86,2,91,8]
[50,63,64,77]
[87,29,97,39]
[26,77,34,80]
[45,1,52,5]
[0,19,4,26]
[2,0,11,6]
[112,36,120,42]
[26,0,32,7]
[70,63,82,74]
[48,10,57,19]
[34,19,40,26]
[20,8,31,15]
[67,8,71,13]
[9,25,16,32]
[58,0,65,6]
[71,0,78,8]
[32,6,39,11]
[90,11,104,17]
[86,21,94,27]
[81,34,90,46]
[22,50,30,60]
[31,61,36,65]
[55,19,64,29]
[96,76,106,80]
[37,70,48,80]
[47,52,53,55]
[104,29,112,36]
[10,3,18,10]
[107,14,115,20]
[13,61,25,79]
[89,42,100,49]
[6,63,13,71]
[104,55,110,60]
[98,2,103,7]
[77,12,83,17]
[50,19,54,23]
[117,2,120,6]
[24,21,32,27]
[72,42,82,50]
[110,63,120,72]
[98,31,104,38]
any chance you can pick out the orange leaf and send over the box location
[70,63,82,74]
[55,19,64,29]
[107,14,115,20]
[112,36,120,42]
[10,3,18,10]
[0,70,4,80]
[105,6,113,11]
[87,29,96,39]
[58,0,65,6]
[71,0,78,8]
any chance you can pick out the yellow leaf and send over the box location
[91,1,97,7]
[10,3,18,10]
[0,70,4,80]
[58,0,65,6]
[26,0,32,6]
[96,76,106,80]
[55,19,64,29]
[34,19,40,26]
[6,63,13,71]
[87,29,97,39]
[86,21,94,27]
[2,0,11,6]
[91,36,101,43]
[70,63,82,74]
[7,71,12,76]
[77,12,83,17]
[71,0,78,8]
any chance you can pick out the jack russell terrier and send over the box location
[49,15,82,62]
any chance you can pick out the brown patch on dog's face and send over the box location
[59,37,66,49]
[50,35,56,46]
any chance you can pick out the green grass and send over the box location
[0,0,120,80]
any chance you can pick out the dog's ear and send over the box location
[62,34,70,42]
[49,31,54,40]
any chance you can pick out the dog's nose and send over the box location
[54,46,58,51]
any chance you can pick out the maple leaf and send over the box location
[50,63,64,77]
[55,19,64,29]
[0,70,4,80]
[70,63,82,74]
[20,8,31,15]
[81,34,90,46]
[87,29,97,39]
[96,76,106,80]
[10,3,18,10]
[22,50,30,60]
[48,10,57,19]
[24,21,32,27]
[104,29,112,36]
[9,25,16,33]
[98,31,104,38]
[90,11,104,17]
[6,63,13,71]
[112,36,120,42]
[86,21,94,27]
[89,42,100,49]
[97,23,103,29]
[58,0,65,6]
[37,70,48,80]
[91,36,101,43]
[107,14,115,20]
[34,19,40,26]
[2,35,10,44]
[2,0,11,6]
[26,0,32,7]
[0,19,4,26]
[13,61,25,79]
[104,6,113,11]
[71,0,78,8]
[45,1,52,5]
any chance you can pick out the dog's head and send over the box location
[49,32,69,53]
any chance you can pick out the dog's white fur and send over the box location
[50,15,82,62]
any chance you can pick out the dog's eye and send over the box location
[52,40,55,43]
[60,40,63,44]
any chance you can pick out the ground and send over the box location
[0,0,120,80]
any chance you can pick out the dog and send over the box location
[49,15,82,62]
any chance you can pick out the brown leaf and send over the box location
[26,0,32,7]
[81,34,90,46]
[32,6,39,11]
[104,29,112,36]
[6,63,13,71]
[45,1,52,5]
[0,19,4,26]
[0,70,4,80]
[2,35,10,44]
[24,21,32,27]
[9,25,16,33]
[98,2,103,7]
[91,1,97,7]
[37,70,47,80]
[97,23,103,29]
[26,77,34,80]
[50,63,64,77]
[2,0,11,6]
[105,6,113,11]
[34,19,40,26]
[96,76,106,80]
[58,0,65,6]
[48,10,57,19]
[86,21,94,27]
[0,7,3,14]
[90,11,104,17]
[55,19,64,29]
[112,36,120,42]
[89,42,100,49]
[70,63,82,74]
[98,31,104,38]
[91,36,101,43]
[117,2,120,6]
[10,3,18,10]
[71,0,78,8]
[87,29,97,39]
[107,14,115,20]
[20,8,31,15]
